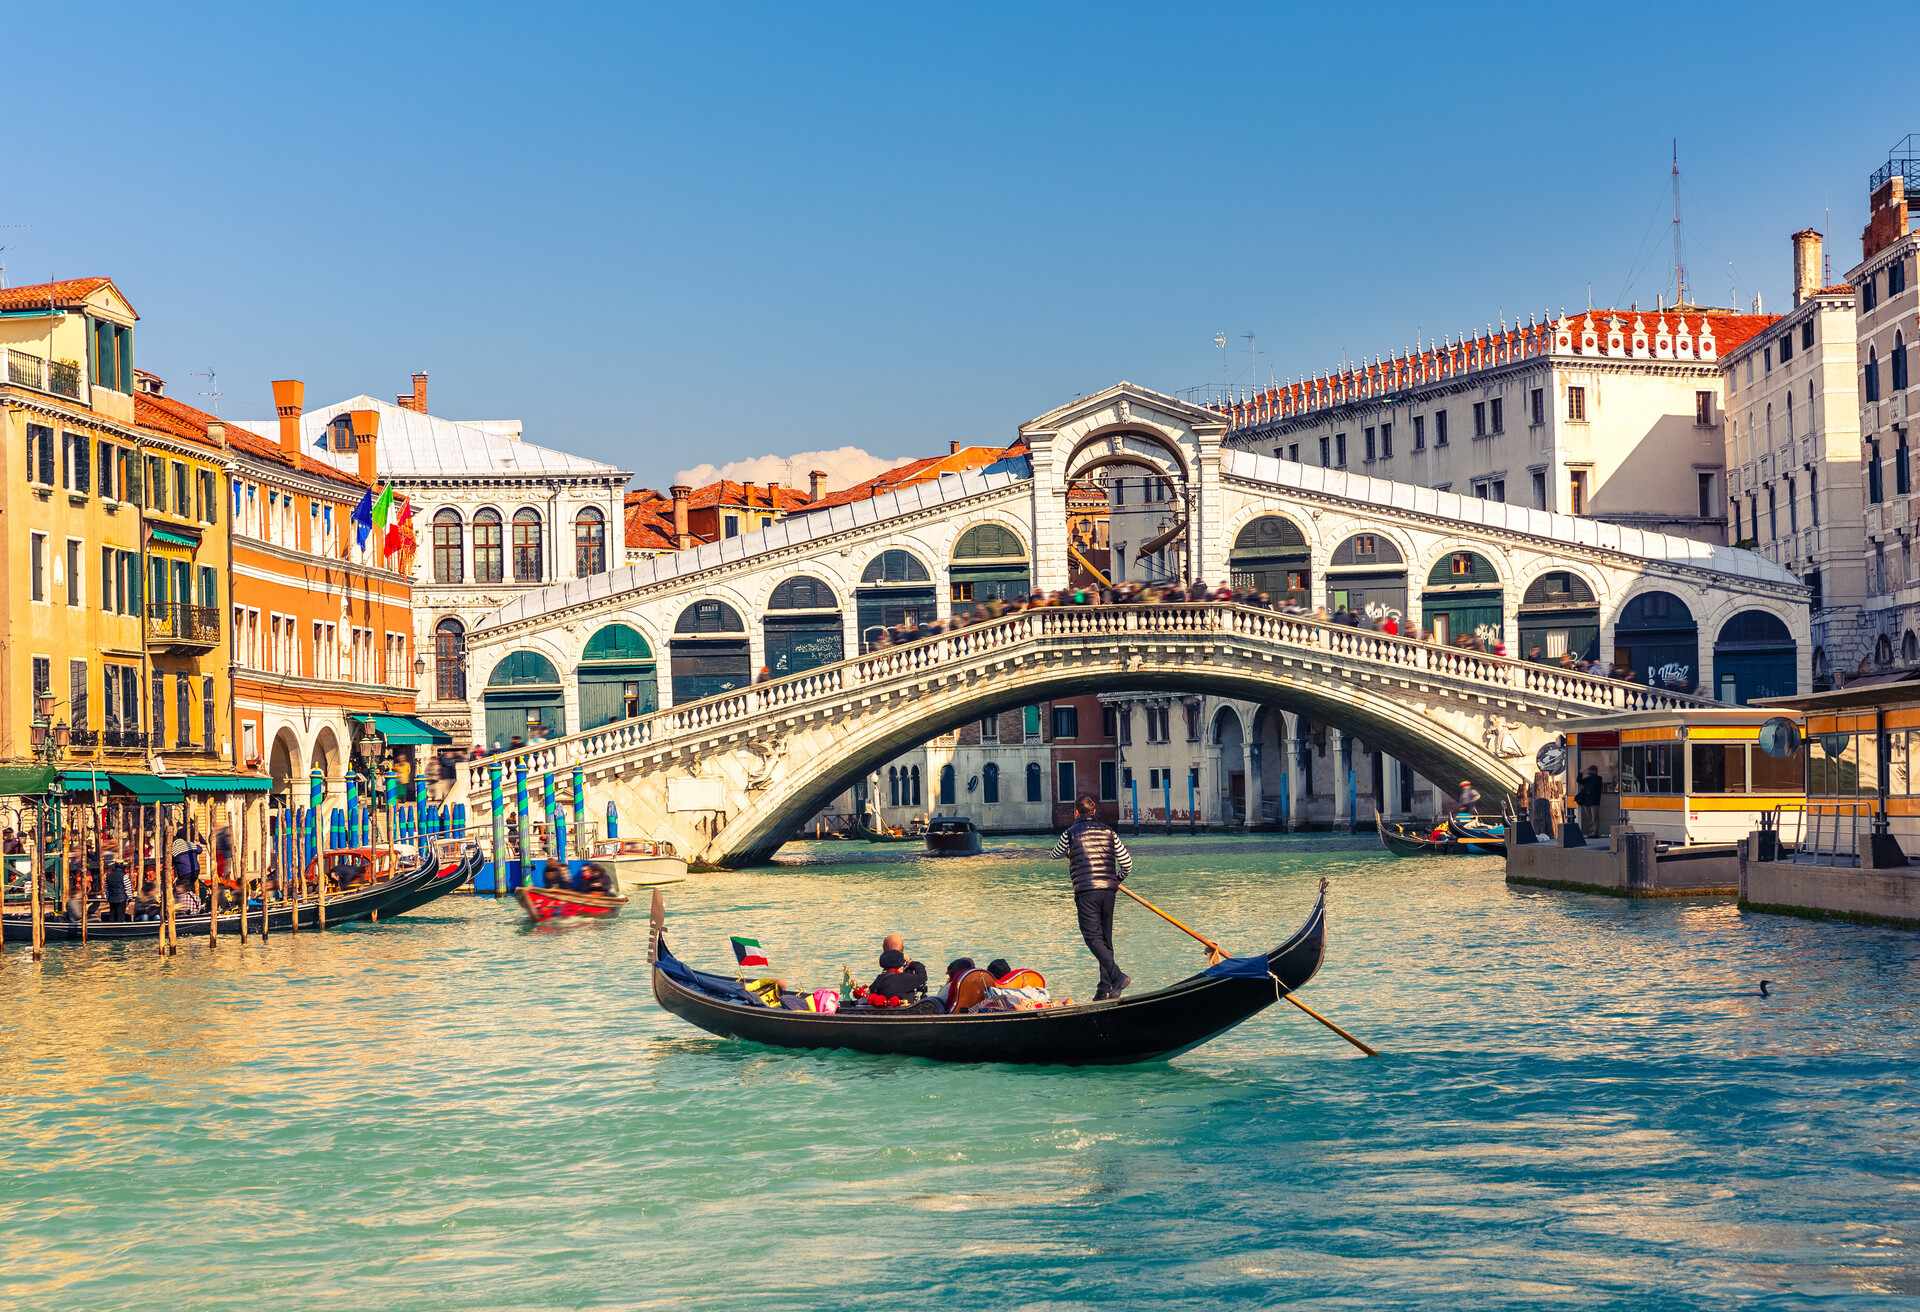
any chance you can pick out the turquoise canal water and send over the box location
[3,836,1918,1310]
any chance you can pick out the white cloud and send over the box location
[674,445,899,497]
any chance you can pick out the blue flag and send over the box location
[351,490,374,548]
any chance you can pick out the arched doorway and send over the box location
[483,651,564,748]
[1615,591,1699,692]
[949,524,1030,607]
[1213,706,1246,823]
[1230,515,1312,606]
[764,576,843,675]
[1065,432,1190,590]
[578,623,657,730]
[671,600,750,703]
[267,726,302,798]
[1714,610,1796,704]
[1326,533,1405,620]
[1518,571,1600,663]
[857,550,935,650]
[1422,551,1503,646]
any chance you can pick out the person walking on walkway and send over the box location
[1051,795,1134,1000]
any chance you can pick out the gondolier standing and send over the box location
[1051,795,1133,1000]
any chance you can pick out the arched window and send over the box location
[433,617,466,702]
[982,762,1000,804]
[512,508,543,582]
[1785,391,1794,438]
[950,524,1031,604]
[1867,347,1881,403]
[1877,634,1895,667]
[765,575,843,674]
[888,766,900,807]
[1896,331,1911,392]
[670,600,749,703]
[431,509,464,584]
[861,549,931,584]
[579,623,657,728]
[481,650,563,746]
[1905,632,1918,665]
[938,763,956,806]
[472,509,503,583]
[910,765,921,807]
[574,506,606,577]
[1025,761,1043,803]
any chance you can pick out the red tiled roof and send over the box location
[681,478,816,513]
[805,446,1008,510]
[136,390,368,491]
[0,276,118,313]
[623,490,678,551]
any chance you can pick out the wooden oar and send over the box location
[1116,882,1379,1057]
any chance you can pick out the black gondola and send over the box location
[1374,810,1505,857]
[1,846,477,945]
[648,881,1328,1065]
[923,816,982,856]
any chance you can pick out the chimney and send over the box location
[1791,229,1823,306]
[205,421,227,449]
[808,469,826,500]
[410,371,428,413]
[271,378,305,466]
[1862,175,1911,261]
[350,408,380,486]
[949,440,960,454]
[669,484,692,548]
[767,480,781,506]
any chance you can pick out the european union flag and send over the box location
[351,490,374,549]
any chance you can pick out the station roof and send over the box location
[236,395,627,481]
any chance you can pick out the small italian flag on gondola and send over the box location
[730,936,769,969]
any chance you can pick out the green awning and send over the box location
[148,527,199,548]
[0,765,57,796]
[181,774,273,794]
[110,772,186,803]
[56,768,114,793]
[350,713,452,746]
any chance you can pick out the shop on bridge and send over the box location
[1420,551,1502,645]
[1325,533,1406,620]
[857,549,937,650]
[1517,571,1600,663]
[949,524,1030,605]
[764,575,843,676]
[577,623,657,731]
[1712,610,1797,705]
[1614,591,1699,692]
[1228,514,1311,607]
[672,600,751,702]
[483,651,565,749]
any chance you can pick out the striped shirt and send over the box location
[1050,819,1133,892]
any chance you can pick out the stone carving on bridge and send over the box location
[1482,714,1523,760]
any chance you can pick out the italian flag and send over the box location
[730,936,769,968]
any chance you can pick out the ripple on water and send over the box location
[2,836,1917,1310]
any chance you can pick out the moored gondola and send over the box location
[1374,810,1505,858]
[648,881,1328,1065]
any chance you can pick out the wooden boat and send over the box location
[515,883,629,924]
[924,816,982,856]
[586,838,687,886]
[648,881,1329,1065]
[1,847,477,945]
[857,825,917,844]
[1374,810,1506,858]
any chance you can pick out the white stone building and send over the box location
[240,375,630,745]
[1721,230,1866,681]
[1220,307,1779,544]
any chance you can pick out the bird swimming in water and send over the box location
[1754,980,1771,997]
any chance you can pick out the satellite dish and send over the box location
[1213,333,1229,350]
[1534,738,1568,775]
[1757,717,1802,760]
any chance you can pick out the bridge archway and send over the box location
[1230,514,1312,606]
[949,524,1030,607]
[484,650,565,747]
[1422,551,1503,646]
[1615,590,1699,692]
[857,550,935,649]
[1518,570,1600,664]
[671,600,750,702]
[1326,532,1406,619]
[764,575,842,675]
[1065,428,1191,589]
[1213,704,1247,822]
[1713,610,1796,704]
[578,623,657,730]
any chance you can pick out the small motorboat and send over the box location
[924,815,982,856]
[585,837,687,886]
[1375,810,1506,858]
[515,882,629,924]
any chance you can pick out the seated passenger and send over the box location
[576,862,613,895]
[866,948,922,1003]
[540,857,569,889]
[878,933,928,995]
[987,958,1013,981]
[941,957,977,1008]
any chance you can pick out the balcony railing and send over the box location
[145,602,221,650]
[101,727,150,750]
[2,348,83,399]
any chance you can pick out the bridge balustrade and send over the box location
[466,602,1714,797]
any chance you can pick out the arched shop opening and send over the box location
[1421,551,1503,646]
[578,623,658,730]
[483,651,564,748]
[671,600,751,703]
[950,524,1031,606]
[1518,571,1600,663]
[1614,591,1699,692]
[1229,515,1312,607]
[1713,610,1797,704]
[764,576,843,676]
[857,550,936,650]
[1326,533,1406,620]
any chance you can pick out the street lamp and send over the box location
[30,695,70,764]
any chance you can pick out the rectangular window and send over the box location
[1364,427,1376,462]
[1056,760,1075,804]
[65,539,82,607]
[152,676,165,745]
[1318,436,1330,466]
[1473,401,1487,437]
[62,431,90,493]
[1690,743,1750,795]
[27,423,55,485]
[1353,534,1376,557]
[1099,759,1118,802]
[1695,391,1714,426]
[32,655,51,705]
[69,658,88,730]
[1567,386,1587,421]
[1530,388,1545,425]
[101,546,114,613]
[1379,421,1392,458]
[1779,332,1794,364]
[1434,411,1449,446]
[1532,469,1547,508]
[1050,704,1078,740]
[1334,432,1346,467]
[1490,396,1503,433]
[1569,470,1588,515]
[1412,415,1426,449]
[723,515,739,538]
[1801,319,1814,350]
[175,674,191,747]
[979,715,999,744]
[1732,499,1743,542]
[1698,472,1715,520]
[1809,468,1819,525]
[203,677,215,748]
[30,532,47,602]
[1491,478,1505,502]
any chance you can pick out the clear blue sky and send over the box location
[7,3,1907,486]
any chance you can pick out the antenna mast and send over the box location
[1670,140,1688,307]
